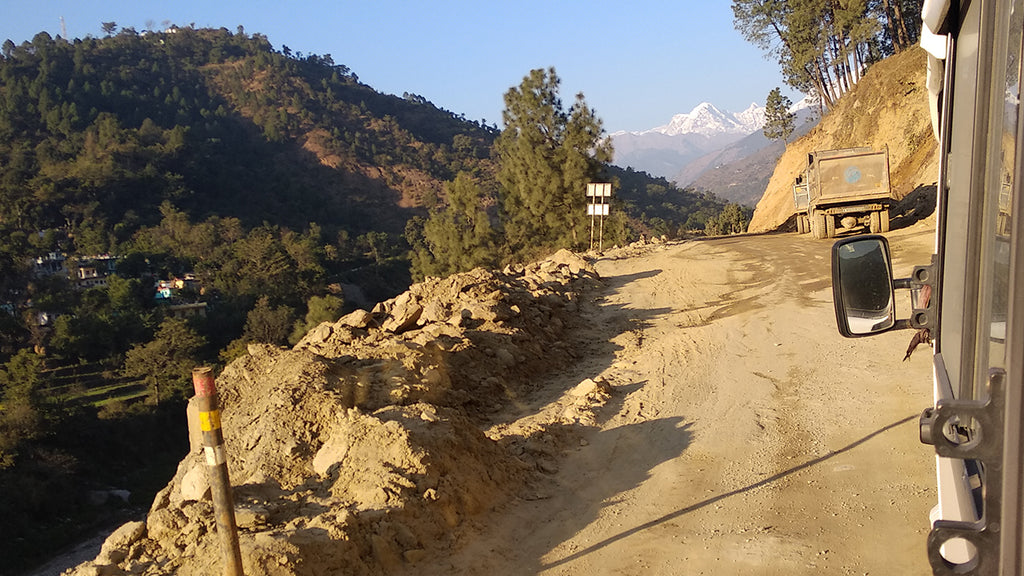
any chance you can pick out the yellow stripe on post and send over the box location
[199,409,222,431]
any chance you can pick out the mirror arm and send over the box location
[908,261,937,331]
[893,260,938,331]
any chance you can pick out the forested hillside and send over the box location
[0,25,735,572]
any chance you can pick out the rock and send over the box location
[570,378,612,398]
[312,431,350,476]
[547,249,595,276]
[463,302,499,322]
[338,309,374,329]
[234,504,270,528]
[298,322,333,346]
[382,293,423,333]
[393,522,419,549]
[371,534,402,572]
[179,461,210,502]
[495,348,516,366]
[403,549,428,564]
[419,299,448,324]
[537,459,559,474]
[185,397,203,453]
[87,489,130,506]
[97,520,145,564]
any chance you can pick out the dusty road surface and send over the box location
[407,223,938,576]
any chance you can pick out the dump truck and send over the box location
[793,146,893,239]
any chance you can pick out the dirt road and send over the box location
[411,224,938,576]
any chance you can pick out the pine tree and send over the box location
[495,68,612,259]
[763,87,796,144]
[733,0,881,110]
[123,317,206,404]
[408,172,497,280]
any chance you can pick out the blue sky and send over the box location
[0,1,799,133]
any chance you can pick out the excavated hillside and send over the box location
[748,47,939,233]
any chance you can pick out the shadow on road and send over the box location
[890,183,938,231]
[601,268,663,290]
[539,413,917,571]
[497,415,694,574]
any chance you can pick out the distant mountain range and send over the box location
[610,98,818,206]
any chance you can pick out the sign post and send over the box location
[193,367,244,576]
[586,183,612,251]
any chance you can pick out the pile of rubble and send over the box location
[66,250,614,576]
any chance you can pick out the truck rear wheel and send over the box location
[812,213,827,239]
[825,214,836,238]
[879,210,890,232]
[869,211,881,233]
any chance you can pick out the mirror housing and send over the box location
[832,235,897,337]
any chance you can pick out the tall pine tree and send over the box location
[763,87,796,144]
[495,68,612,259]
[733,0,891,111]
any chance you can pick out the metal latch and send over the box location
[920,369,1005,575]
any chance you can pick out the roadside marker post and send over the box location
[586,182,612,251]
[192,367,245,576]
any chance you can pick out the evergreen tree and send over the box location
[0,349,49,467]
[123,317,206,404]
[763,87,796,144]
[733,0,883,110]
[242,295,296,345]
[408,172,497,280]
[717,203,751,235]
[289,294,344,344]
[495,68,612,259]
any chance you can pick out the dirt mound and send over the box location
[64,250,614,576]
[748,48,939,233]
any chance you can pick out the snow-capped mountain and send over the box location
[609,96,819,205]
[613,97,814,140]
[609,102,768,181]
[643,102,765,138]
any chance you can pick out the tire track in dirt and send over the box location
[394,227,937,576]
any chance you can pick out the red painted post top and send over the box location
[192,367,216,398]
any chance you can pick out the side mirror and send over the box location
[832,235,896,337]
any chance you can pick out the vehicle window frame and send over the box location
[970,0,1021,391]
[936,0,987,402]
[937,0,1024,570]
[996,0,1024,569]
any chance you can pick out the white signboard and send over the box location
[586,182,612,197]
[587,203,610,216]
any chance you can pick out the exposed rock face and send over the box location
[748,48,939,233]
[65,250,608,576]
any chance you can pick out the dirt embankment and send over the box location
[748,47,939,233]
[62,248,625,576]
